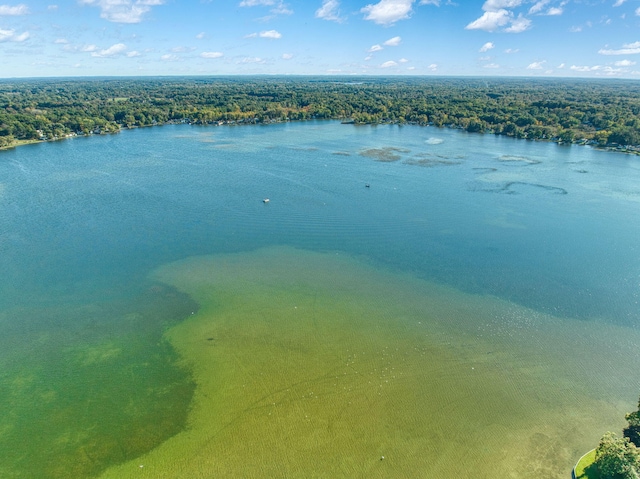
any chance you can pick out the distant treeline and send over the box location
[2,76,640,151]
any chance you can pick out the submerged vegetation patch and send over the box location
[359,147,410,162]
[469,181,569,195]
[404,158,462,167]
[497,155,543,165]
[405,152,464,167]
[502,182,569,195]
[0,284,197,479]
[468,178,568,195]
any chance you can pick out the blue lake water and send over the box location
[1,121,639,478]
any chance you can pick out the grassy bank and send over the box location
[574,449,599,479]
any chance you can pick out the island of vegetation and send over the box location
[575,396,640,479]
[1,76,640,153]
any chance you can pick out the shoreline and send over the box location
[1,119,638,156]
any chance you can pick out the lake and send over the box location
[1,121,639,478]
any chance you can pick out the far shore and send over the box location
[1,119,639,156]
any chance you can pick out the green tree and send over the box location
[0,134,15,148]
[624,397,640,448]
[558,128,576,143]
[466,118,484,133]
[608,127,639,146]
[595,432,640,479]
[594,130,611,146]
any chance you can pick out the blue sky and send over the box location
[1,0,640,78]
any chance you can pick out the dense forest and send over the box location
[1,76,640,152]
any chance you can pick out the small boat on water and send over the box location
[263,198,270,203]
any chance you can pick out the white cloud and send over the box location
[196,32,206,39]
[614,59,635,66]
[54,38,68,44]
[78,0,165,23]
[528,0,549,14]
[160,53,179,61]
[11,30,28,41]
[0,28,28,42]
[380,60,398,68]
[271,2,292,14]
[361,0,414,25]
[569,25,582,32]
[504,14,531,32]
[384,36,402,46]
[482,0,522,12]
[484,62,500,68]
[246,30,282,39]
[48,4,58,10]
[467,1,530,33]
[636,6,640,15]
[172,46,194,53]
[420,0,439,4]
[599,41,640,55]
[201,51,223,58]
[0,4,30,15]
[530,0,565,16]
[282,53,293,59]
[315,0,341,22]
[368,44,383,52]
[479,41,494,52]
[570,65,601,72]
[238,57,265,64]
[504,48,519,53]
[239,0,274,5]
[239,0,291,16]
[527,60,546,69]
[81,44,97,51]
[428,63,438,71]
[466,9,510,31]
[398,57,408,63]
[126,50,140,57]
[558,63,565,68]
[613,0,627,6]
[259,29,281,38]
[91,43,127,57]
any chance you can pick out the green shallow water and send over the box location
[0,284,197,478]
[96,246,640,479]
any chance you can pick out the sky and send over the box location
[2,0,640,78]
